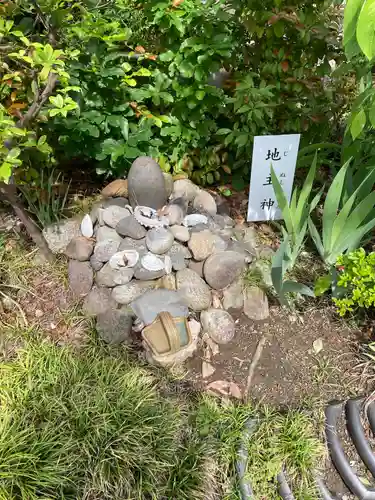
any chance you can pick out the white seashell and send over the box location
[109,250,139,270]
[141,253,165,271]
[164,255,172,274]
[81,214,94,238]
[133,206,167,228]
[182,214,208,227]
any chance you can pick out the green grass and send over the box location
[0,332,326,500]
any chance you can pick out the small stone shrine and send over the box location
[45,156,270,366]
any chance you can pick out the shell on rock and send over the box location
[81,214,94,238]
[183,214,208,227]
[133,206,168,228]
[109,249,139,270]
[141,253,165,271]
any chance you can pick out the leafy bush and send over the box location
[333,248,375,316]
[3,0,346,186]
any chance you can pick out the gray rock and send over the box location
[134,265,165,280]
[89,202,103,225]
[146,227,174,254]
[193,191,217,216]
[188,259,204,277]
[65,236,94,261]
[172,179,200,201]
[204,251,246,290]
[96,262,134,287]
[243,286,269,320]
[116,215,147,240]
[223,279,244,311]
[90,254,104,272]
[128,156,167,209]
[214,228,234,241]
[102,206,131,228]
[94,239,120,262]
[83,287,116,316]
[170,225,190,243]
[131,289,188,325]
[168,242,192,259]
[68,260,93,297]
[96,307,133,345]
[170,252,186,271]
[214,194,231,216]
[226,240,254,262]
[188,230,217,261]
[43,218,81,254]
[102,197,129,209]
[201,309,235,344]
[119,236,147,253]
[189,223,209,233]
[163,172,174,198]
[176,268,211,311]
[112,280,157,305]
[97,208,105,226]
[162,203,184,225]
[96,226,122,244]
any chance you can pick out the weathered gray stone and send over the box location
[119,237,147,253]
[68,260,93,297]
[102,206,130,228]
[170,252,186,271]
[94,239,120,262]
[90,254,104,272]
[128,156,167,209]
[172,179,200,201]
[163,172,174,198]
[201,309,235,344]
[188,259,204,277]
[188,230,221,261]
[159,273,177,290]
[96,307,133,345]
[83,287,116,316]
[243,286,269,320]
[168,242,192,259]
[226,240,254,262]
[146,227,174,254]
[204,251,246,290]
[43,218,81,254]
[176,268,211,311]
[96,262,134,287]
[193,190,217,216]
[112,280,157,305]
[65,237,94,261]
[162,203,184,225]
[223,279,244,311]
[189,223,209,233]
[102,197,129,209]
[116,215,147,240]
[170,225,190,243]
[96,226,122,244]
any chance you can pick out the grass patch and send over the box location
[242,266,264,289]
[0,334,326,500]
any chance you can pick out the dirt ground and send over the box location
[186,305,375,498]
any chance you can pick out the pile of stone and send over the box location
[44,156,271,366]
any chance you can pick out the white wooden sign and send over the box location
[247,134,301,222]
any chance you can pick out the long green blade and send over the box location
[271,237,289,294]
[308,217,325,261]
[322,160,351,252]
[271,165,295,238]
[330,217,375,263]
[309,185,324,213]
[282,280,315,298]
[295,152,318,230]
[344,190,375,233]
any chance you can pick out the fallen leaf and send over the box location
[313,338,323,354]
[229,382,242,399]
[135,45,146,54]
[172,0,184,6]
[281,60,289,72]
[147,54,158,61]
[206,380,229,396]
[202,361,215,379]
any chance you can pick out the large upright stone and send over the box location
[128,157,167,209]
[204,251,246,290]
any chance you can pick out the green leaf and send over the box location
[8,147,20,159]
[357,0,375,59]
[314,274,332,296]
[344,0,365,46]
[179,61,194,78]
[159,51,174,62]
[295,152,318,232]
[124,78,137,87]
[370,102,375,127]
[120,118,129,140]
[308,218,325,261]
[38,135,47,146]
[273,21,284,38]
[270,165,295,238]
[282,280,315,298]
[216,128,231,135]
[322,160,350,252]
[195,90,205,100]
[350,109,366,139]
[0,162,12,182]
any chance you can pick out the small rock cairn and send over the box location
[48,156,270,366]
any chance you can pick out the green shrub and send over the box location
[333,248,375,316]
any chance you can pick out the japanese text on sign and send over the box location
[247,134,300,222]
